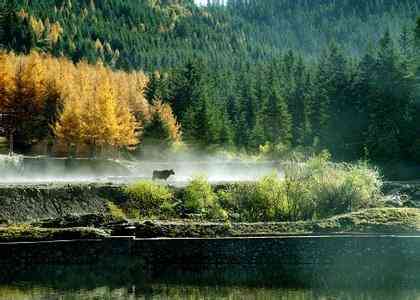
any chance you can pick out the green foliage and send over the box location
[310,161,383,218]
[124,181,174,218]
[218,173,310,222]
[0,2,36,53]
[184,175,227,220]
[106,201,126,222]
[0,225,108,242]
[289,154,382,219]
[6,0,420,71]
[219,153,382,222]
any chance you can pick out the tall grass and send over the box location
[124,181,174,218]
[219,153,382,222]
[184,176,228,220]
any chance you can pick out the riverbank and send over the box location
[1,180,420,240]
[2,208,420,241]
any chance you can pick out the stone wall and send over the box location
[2,235,420,287]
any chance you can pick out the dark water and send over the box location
[1,264,420,300]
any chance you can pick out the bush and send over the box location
[107,202,127,221]
[184,176,227,220]
[286,154,382,219]
[218,175,288,222]
[311,161,382,218]
[124,181,174,218]
[218,153,382,222]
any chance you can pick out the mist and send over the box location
[0,152,282,186]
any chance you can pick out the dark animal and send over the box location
[153,169,175,181]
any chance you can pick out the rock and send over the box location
[381,195,405,208]
[33,213,121,228]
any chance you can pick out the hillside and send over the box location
[1,0,420,71]
[0,0,420,164]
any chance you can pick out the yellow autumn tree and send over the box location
[0,52,16,110]
[54,98,83,157]
[118,103,140,149]
[75,63,139,156]
[4,52,48,149]
[0,51,149,156]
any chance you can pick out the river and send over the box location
[1,263,419,300]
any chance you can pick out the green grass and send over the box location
[0,137,8,154]
[218,156,382,222]
[107,201,127,221]
[229,208,420,236]
[124,181,175,218]
[2,208,419,240]
[0,225,109,242]
[313,207,420,233]
[184,176,228,220]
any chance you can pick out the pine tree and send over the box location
[144,72,162,104]
[262,75,292,147]
[142,99,181,149]
[365,30,415,160]
[249,115,266,151]
[169,60,207,121]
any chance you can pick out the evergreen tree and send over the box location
[144,72,163,104]
[143,101,174,149]
[366,31,415,160]
[261,72,292,147]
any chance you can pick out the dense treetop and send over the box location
[2,0,420,70]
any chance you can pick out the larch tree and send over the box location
[54,97,83,157]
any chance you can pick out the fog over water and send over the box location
[0,154,282,185]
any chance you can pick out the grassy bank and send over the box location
[0,225,108,242]
[120,155,382,223]
[2,208,420,241]
[233,208,420,235]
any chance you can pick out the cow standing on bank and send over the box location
[153,169,175,181]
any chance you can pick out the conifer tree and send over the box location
[143,99,181,149]
[365,31,414,160]
[144,72,162,104]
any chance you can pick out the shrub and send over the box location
[282,153,382,219]
[107,201,127,221]
[124,181,174,218]
[218,153,382,222]
[311,161,382,218]
[184,176,227,220]
[218,175,288,222]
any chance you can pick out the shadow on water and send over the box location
[2,260,420,299]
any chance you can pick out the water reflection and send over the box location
[2,262,420,300]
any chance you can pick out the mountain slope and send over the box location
[1,0,420,71]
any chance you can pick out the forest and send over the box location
[0,0,419,163]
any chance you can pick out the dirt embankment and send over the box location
[0,184,126,224]
[1,182,420,241]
